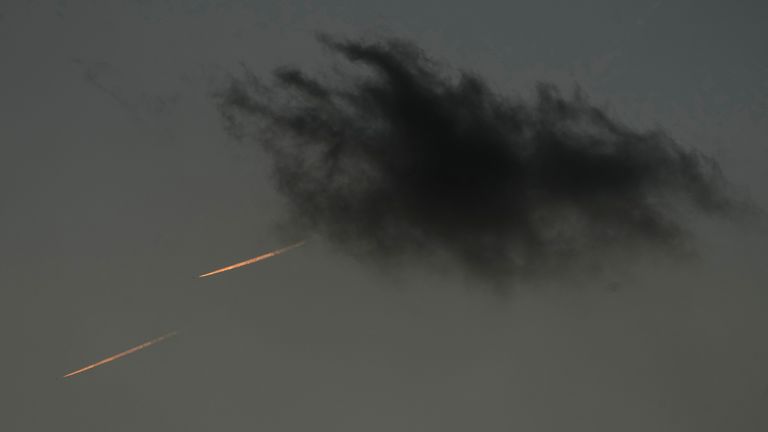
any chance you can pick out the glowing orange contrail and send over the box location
[198,240,305,278]
[63,331,178,379]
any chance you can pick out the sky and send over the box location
[2,1,767,431]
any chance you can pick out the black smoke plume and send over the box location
[220,35,736,281]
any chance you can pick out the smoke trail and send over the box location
[220,35,739,281]
[63,331,178,378]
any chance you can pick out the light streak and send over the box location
[63,331,178,378]
[198,241,305,278]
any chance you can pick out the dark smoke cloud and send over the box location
[220,35,737,281]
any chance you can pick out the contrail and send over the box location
[63,331,178,379]
[198,241,306,278]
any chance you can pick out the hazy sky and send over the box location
[2,1,767,431]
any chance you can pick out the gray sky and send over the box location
[2,1,767,431]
